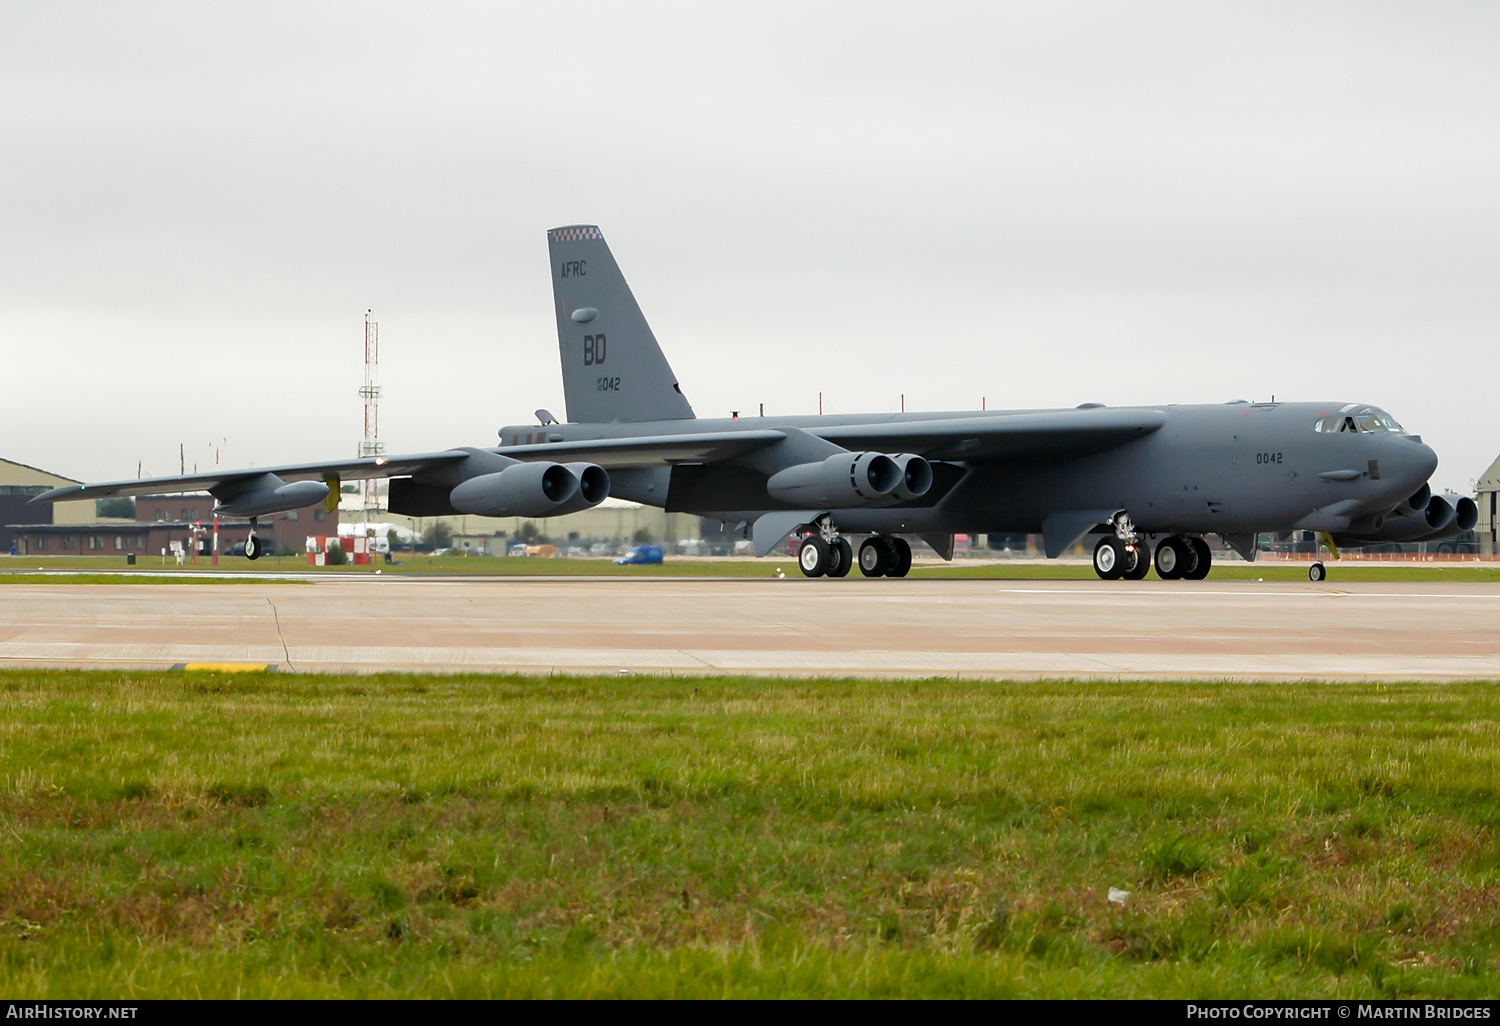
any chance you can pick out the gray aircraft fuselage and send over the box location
[501,401,1438,541]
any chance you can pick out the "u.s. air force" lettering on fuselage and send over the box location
[560,260,586,278]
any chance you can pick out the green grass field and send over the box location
[2,670,1499,997]
[4,552,1500,583]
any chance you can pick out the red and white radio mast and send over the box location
[358,309,385,512]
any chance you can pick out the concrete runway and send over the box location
[1,575,1498,680]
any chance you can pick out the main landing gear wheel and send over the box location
[798,536,830,577]
[1309,561,1326,582]
[1122,543,1150,580]
[1154,537,1186,580]
[888,537,912,578]
[827,537,853,578]
[244,533,261,561]
[858,537,887,577]
[1184,537,1212,581]
[1093,537,1125,580]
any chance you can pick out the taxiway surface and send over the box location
[1,575,1498,680]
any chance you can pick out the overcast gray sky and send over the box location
[3,2,1497,492]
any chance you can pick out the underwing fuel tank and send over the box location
[212,474,330,518]
[449,461,609,518]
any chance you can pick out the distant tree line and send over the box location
[95,498,135,519]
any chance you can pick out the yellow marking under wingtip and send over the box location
[172,662,277,673]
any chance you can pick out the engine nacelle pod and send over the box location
[1423,493,1458,535]
[1445,493,1479,532]
[889,454,933,502]
[766,452,902,507]
[544,463,611,516]
[1337,492,1476,545]
[213,474,330,518]
[1402,483,1432,516]
[449,461,608,518]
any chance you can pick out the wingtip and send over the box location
[29,486,78,504]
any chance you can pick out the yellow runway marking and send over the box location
[170,662,277,673]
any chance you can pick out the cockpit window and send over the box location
[1313,406,1405,434]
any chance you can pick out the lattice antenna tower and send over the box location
[359,309,386,511]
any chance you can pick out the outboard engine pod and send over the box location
[889,454,933,502]
[766,452,902,507]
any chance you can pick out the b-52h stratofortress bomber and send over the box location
[36,225,1469,582]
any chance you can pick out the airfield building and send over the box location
[0,457,113,553]
[1477,452,1500,556]
[8,491,337,558]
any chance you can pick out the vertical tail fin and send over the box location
[548,225,695,423]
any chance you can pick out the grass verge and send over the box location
[2,671,1499,996]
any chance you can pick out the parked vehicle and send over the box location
[613,545,664,565]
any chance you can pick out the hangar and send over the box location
[0,458,109,553]
[1476,452,1500,556]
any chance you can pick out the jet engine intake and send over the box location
[1445,493,1479,532]
[1423,493,1458,535]
[1402,483,1432,516]
[1334,492,1477,546]
[766,452,902,507]
[212,474,330,518]
[449,461,609,518]
[546,463,612,516]
[888,454,934,502]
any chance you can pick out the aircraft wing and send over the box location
[810,408,1167,461]
[31,431,788,504]
[31,412,1154,505]
[494,429,786,468]
[29,451,472,504]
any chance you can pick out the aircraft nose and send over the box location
[1385,435,1438,489]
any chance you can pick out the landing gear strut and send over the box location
[799,521,911,580]
[1309,531,1338,582]
[1093,513,1151,581]
[245,517,262,561]
[1094,515,1215,582]
[798,516,851,578]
